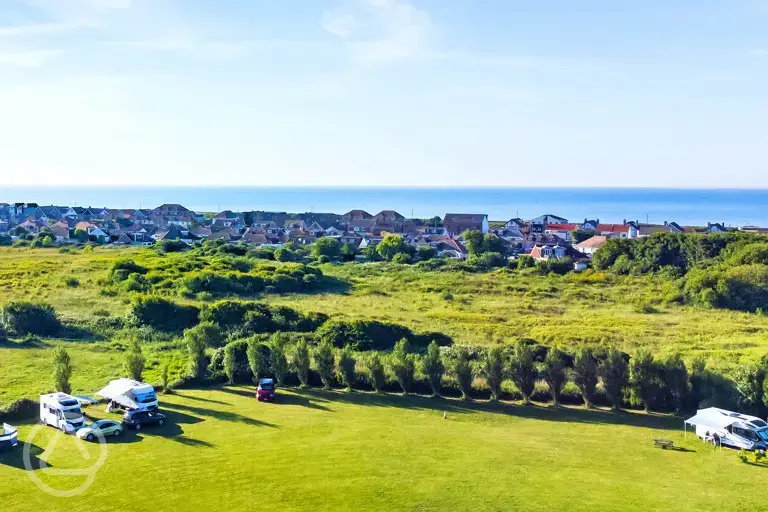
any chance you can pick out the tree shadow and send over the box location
[162,402,278,428]
[0,443,49,471]
[171,435,215,448]
[0,337,46,349]
[274,392,333,412]
[291,388,683,432]
[217,386,255,399]
[656,446,696,453]
[171,392,231,406]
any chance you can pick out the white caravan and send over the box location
[685,407,768,450]
[97,378,158,412]
[40,393,87,433]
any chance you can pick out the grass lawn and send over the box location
[0,387,761,511]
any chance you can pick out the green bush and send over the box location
[366,353,387,393]
[313,341,336,389]
[392,252,410,264]
[337,347,357,390]
[109,259,148,282]
[124,340,145,381]
[420,341,445,397]
[389,338,415,395]
[312,237,342,260]
[292,340,311,387]
[600,347,628,410]
[470,252,506,269]
[129,296,199,332]
[1,301,61,336]
[540,348,568,405]
[376,235,413,261]
[571,348,598,408]
[480,347,504,401]
[51,345,73,394]
[450,346,473,400]
[316,318,441,351]
[508,341,537,404]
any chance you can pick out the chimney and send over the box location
[664,221,668,226]
[622,219,626,225]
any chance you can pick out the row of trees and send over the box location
[196,333,726,413]
[37,334,768,419]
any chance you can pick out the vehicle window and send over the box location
[758,430,768,441]
[751,420,768,428]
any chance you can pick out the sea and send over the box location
[1,187,767,227]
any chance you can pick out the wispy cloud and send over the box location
[0,49,60,66]
[0,21,89,37]
[104,38,255,60]
[321,0,433,65]
[754,49,768,57]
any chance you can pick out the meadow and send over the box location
[3,246,768,510]
[0,386,763,512]
[2,246,768,409]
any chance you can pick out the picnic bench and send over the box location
[653,438,674,449]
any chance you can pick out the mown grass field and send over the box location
[0,386,762,511]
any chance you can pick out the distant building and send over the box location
[443,213,489,236]
[574,235,608,257]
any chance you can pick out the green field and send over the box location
[2,246,768,409]
[3,246,768,510]
[0,386,762,511]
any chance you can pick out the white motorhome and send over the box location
[685,407,768,450]
[97,378,158,412]
[40,393,87,433]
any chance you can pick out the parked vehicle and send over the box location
[97,378,159,412]
[0,423,18,451]
[123,409,166,430]
[257,378,275,402]
[40,393,87,434]
[685,407,768,450]
[76,420,123,442]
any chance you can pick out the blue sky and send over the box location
[1,0,767,187]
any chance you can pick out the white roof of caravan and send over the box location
[96,378,150,399]
[685,407,762,430]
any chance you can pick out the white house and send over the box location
[574,235,608,257]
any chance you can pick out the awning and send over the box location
[97,378,138,399]
[1,423,18,444]
[685,408,739,430]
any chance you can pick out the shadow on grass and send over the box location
[171,435,215,448]
[171,392,232,406]
[219,384,333,412]
[162,402,278,428]
[217,386,255,399]
[274,392,333,412]
[289,388,683,431]
[656,446,696,453]
[0,443,49,471]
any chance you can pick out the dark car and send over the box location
[122,409,166,430]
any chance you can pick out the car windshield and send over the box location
[64,411,83,421]
[757,430,768,441]
[260,383,274,390]
[137,395,156,403]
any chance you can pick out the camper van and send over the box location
[685,407,768,450]
[97,378,158,412]
[40,393,87,434]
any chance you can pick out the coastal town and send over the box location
[0,201,765,262]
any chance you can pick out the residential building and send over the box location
[443,213,489,236]
[574,235,608,257]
